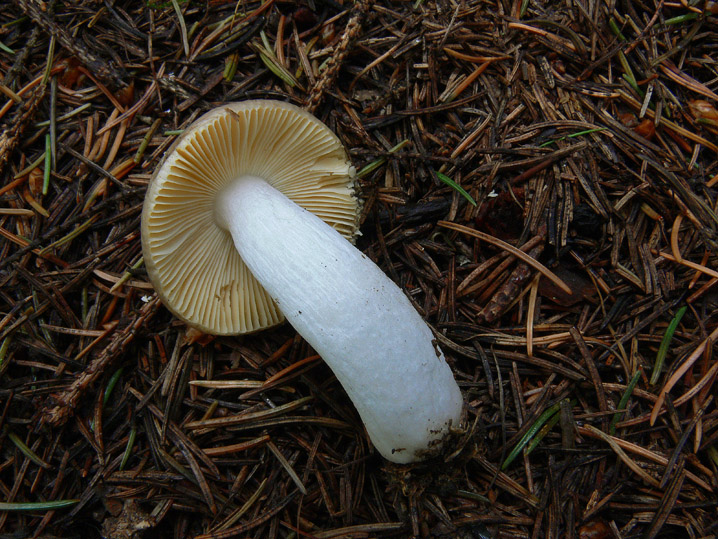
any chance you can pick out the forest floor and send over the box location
[0,0,717,537]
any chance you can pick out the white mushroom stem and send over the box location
[215,176,463,463]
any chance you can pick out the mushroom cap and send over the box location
[142,100,359,335]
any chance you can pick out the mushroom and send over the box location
[142,100,463,463]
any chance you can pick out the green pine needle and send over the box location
[502,399,565,469]
[436,171,476,206]
[651,306,687,385]
[0,500,79,511]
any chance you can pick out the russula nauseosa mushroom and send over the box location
[141,100,463,463]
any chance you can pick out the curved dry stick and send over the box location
[40,297,160,428]
[306,0,370,113]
